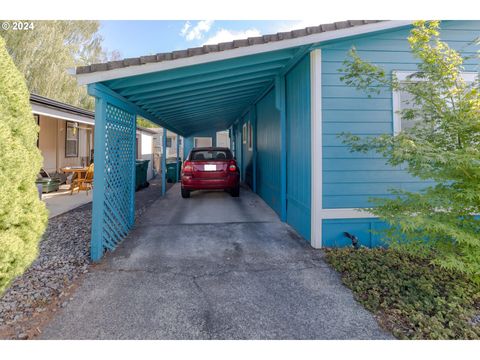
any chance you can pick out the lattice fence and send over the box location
[98,103,136,252]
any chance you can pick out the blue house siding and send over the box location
[255,88,281,216]
[320,20,480,210]
[322,218,390,248]
[286,55,311,240]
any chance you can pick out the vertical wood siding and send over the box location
[286,55,311,240]
[255,88,281,215]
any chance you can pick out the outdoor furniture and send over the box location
[62,165,93,195]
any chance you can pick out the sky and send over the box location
[99,20,323,59]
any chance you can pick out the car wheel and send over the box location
[181,188,190,198]
[230,185,240,197]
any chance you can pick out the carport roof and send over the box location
[77,20,412,137]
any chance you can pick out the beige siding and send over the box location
[37,115,94,173]
[38,116,58,172]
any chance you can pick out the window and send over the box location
[248,121,253,151]
[65,121,79,157]
[242,123,247,144]
[392,71,478,135]
[190,149,233,161]
[193,137,212,147]
[166,137,172,148]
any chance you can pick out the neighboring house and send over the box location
[150,128,183,176]
[33,94,156,181]
[136,126,158,180]
[32,94,95,174]
[73,20,480,261]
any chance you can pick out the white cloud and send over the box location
[180,20,214,41]
[203,28,261,45]
[180,22,191,37]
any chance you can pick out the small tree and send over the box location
[339,21,480,280]
[0,36,47,294]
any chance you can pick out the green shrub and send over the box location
[339,21,480,279]
[0,36,48,294]
[325,248,480,339]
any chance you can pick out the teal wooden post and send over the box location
[91,96,106,261]
[252,106,257,193]
[129,114,136,226]
[275,75,287,222]
[176,135,180,183]
[162,128,167,195]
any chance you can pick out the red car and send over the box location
[181,147,240,198]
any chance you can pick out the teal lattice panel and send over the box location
[102,103,136,250]
[91,95,136,260]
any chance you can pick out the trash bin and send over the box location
[135,159,150,191]
[166,159,182,183]
[35,178,61,193]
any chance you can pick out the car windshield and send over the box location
[190,149,232,161]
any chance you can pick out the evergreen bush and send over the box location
[0,36,47,294]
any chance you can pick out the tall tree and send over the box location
[0,20,118,109]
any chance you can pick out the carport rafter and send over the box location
[160,104,249,126]
[118,60,288,100]
[148,89,263,114]
[131,71,280,105]
[138,78,273,109]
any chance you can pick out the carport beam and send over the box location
[176,135,180,183]
[91,96,107,262]
[162,128,167,195]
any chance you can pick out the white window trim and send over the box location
[392,70,478,135]
[242,123,247,144]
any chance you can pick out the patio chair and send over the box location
[71,163,94,195]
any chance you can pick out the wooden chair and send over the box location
[71,163,94,195]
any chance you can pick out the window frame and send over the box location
[392,70,478,135]
[65,121,79,158]
[247,121,253,152]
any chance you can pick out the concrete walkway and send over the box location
[42,185,92,219]
[41,184,392,340]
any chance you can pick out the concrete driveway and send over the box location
[41,184,392,339]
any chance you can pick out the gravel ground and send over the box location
[0,178,167,339]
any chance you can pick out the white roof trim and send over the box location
[75,21,413,85]
[32,103,95,126]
